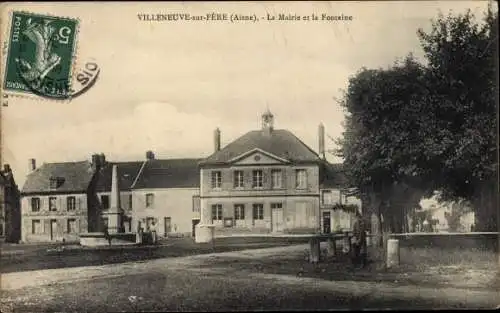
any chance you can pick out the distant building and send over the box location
[198,110,334,237]
[0,164,21,243]
[415,196,476,233]
[20,158,96,243]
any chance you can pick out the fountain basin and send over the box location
[79,232,138,247]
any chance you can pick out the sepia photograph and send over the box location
[0,1,498,311]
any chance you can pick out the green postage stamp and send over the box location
[3,11,79,98]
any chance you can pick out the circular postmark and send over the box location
[16,58,100,100]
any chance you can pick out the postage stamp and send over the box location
[3,11,79,99]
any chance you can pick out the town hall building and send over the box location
[196,110,341,241]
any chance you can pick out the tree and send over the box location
[417,8,498,231]
[337,7,498,249]
[337,56,435,246]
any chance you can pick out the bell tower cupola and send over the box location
[261,108,274,133]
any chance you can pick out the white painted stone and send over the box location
[195,224,215,243]
[309,238,320,263]
[326,237,336,257]
[386,239,400,268]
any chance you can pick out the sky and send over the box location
[0,1,491,187]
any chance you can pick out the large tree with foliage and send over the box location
[339,56,435,246]
[416,8,498,231]
[338,7,498,245]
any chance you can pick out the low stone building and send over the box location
[20,159,95,243]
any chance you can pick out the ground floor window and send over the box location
[234,204,245,220]
[67,218,77,233]
[253,204,264,220]
[32,219,42,234]
[212,204,223,221]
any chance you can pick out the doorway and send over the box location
[271,208,284,233]
[322,211,331,234]
[164,217,172,237]
[50,219,57,241]
[192,219,200,237]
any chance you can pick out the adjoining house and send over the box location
[197,110,330,238]
[20,159,96,243]
[0,164,21,243]
[319,162,362,234]
[130,152,202,238]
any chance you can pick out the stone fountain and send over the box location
[80,165,136,246]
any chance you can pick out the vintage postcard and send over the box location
[0,1,498,312]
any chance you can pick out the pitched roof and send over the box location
[201,129,321,165]
[21,161,94,194]
[132,158,202,189]
[319,162,349,189]
[94,161,144,192]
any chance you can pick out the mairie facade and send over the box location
[198,110,323,236]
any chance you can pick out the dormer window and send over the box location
[49,177,58,189]
[49,177,65,189]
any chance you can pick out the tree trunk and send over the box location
[475,181,497,232]
[374,204,384,248]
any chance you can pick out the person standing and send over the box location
[150,220,157,244]
[103,226,111,246]
[351,210,367,268]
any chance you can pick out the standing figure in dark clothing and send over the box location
[351,210,367,268]
[104,226,111,246]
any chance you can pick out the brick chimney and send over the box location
[91,154,101,171]
[146,150,155,160]
[3,164,11,173]
[98,153,106,167]
[28,158,36,172]
[318,123,325,159]
[214,128,221,152]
